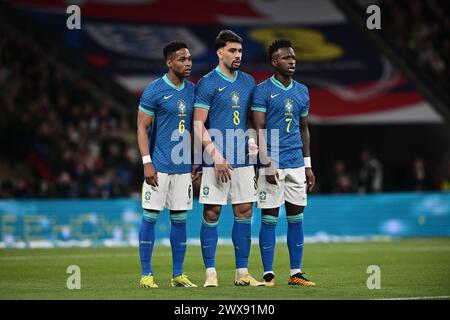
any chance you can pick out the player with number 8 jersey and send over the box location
[194,30,264,288]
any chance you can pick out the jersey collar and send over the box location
[215,66,239,83]
[270,75,293,91]
[163,74,185,91]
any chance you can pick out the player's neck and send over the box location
[218,63,236,79]
[274,73,292,88]
[166,71,184,88]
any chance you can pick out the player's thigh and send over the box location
[284,167,307,207]
[229,166,257,204]
[166,173,193,211]
[142,172,170,211]
[285,201,305,215]
[199,167,229,205]
[256,168,285,209]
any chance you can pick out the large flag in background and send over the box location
[10,0,442,124]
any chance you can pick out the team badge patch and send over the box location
[284,98,293,114]
[259,191,267,201]
[178,99,186,115]
[202,186,210,197]
[231,91,240,106]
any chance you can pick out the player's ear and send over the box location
[216,48,223,60]
[166,58,172,68]
[271,57,277,68]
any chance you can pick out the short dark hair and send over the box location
[214,30,243,51]
[163,41,188,60]
[268,39,293,60]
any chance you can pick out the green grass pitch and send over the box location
[1,238,449,300]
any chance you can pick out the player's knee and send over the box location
[143,209,159,223]
[286,203,305,215]
[233,203,252,218]
[203,209,220,223]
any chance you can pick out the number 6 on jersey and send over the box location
[179,119,185,133]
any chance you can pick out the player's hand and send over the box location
[247,139,259,158]
[144,163,159,187]
[305,168,315,192]
[264,163,279,185]
[192,164,202,182]
[214,159,233,183]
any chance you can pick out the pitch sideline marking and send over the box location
[372,295,450,300]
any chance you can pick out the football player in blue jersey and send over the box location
[251,39,316,286]
[193,30,264,287]
[137,41,199,288]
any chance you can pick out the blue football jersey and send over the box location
[139,74,194,174]
[194,66,256,167]
[251,76,310,169]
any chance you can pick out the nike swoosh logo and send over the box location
[296,244,304,247]
[218,86,227,92]
[262,246,272,250]
[270,93,280,98]
[163,95,173,100]
[202,245,212,249]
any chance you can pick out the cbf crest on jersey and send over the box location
[178,99,187,115]
[231,91,240,106]
[284,98,294,115]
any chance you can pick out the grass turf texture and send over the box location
[0,238,449,300]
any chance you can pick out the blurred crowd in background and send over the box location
[381,0,450,86]
[1,14,449,199]
[0,33,142,199]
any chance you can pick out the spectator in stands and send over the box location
[331,160,354,194]
[407,157,432,191]
[357,149,383,193]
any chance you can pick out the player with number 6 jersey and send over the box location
[137,41,199,289]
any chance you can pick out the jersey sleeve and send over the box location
[139,82,158,116]
[251,82,268,113]
[301,85,310,117]
[194,77,214,110]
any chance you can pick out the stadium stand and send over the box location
[0,4,141,198]
[335,0,450,122]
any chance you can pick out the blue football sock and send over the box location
[200,219,218,268]
[259,215,278,273]
[287,213,304,270]
[170,213,187,277]
[139,210,159,276]
[232,216,252,269]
